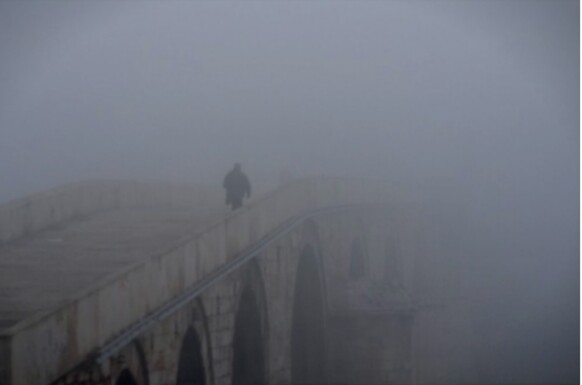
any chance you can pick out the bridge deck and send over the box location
[0,206,224,330]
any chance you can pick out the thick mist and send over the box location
[0,1,578,384]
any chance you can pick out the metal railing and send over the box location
[91,203,374,365]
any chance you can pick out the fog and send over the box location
[0,1,578,384]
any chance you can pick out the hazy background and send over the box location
[0,0,578,384]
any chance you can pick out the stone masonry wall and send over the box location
[4,177,414,385]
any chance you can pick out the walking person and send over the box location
[223,163,251,211]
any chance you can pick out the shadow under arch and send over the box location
[113,340,149,385]
[176,327,207,385]
[231,262,268,385]
[116,369,138,385]
[291,244,326,385]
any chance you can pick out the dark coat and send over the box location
[223,168,251,206]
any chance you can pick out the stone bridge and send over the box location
[0,177,453,385]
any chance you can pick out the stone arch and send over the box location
[231,261,269,385]
[291,244,327,385]
[115,369,138,385]
[298,219,328,304]
[176,298,214,385]
[176,328,206,385]
[111,340,149,385]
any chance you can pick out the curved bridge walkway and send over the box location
[0,178,445,385]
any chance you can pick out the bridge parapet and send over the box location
[0,181,222,244]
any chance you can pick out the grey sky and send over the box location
[0,1,577,197]
[0,1,578,383]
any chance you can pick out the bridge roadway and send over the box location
[0,205,225,331]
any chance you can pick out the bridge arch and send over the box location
[176,328,206,385]
[111,340,149,385]
[115,369,138,385]
[231,261,269,385]
[176,298,213,385]
[291,244,327,385]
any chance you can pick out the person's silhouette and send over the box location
[223,163,251,210]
